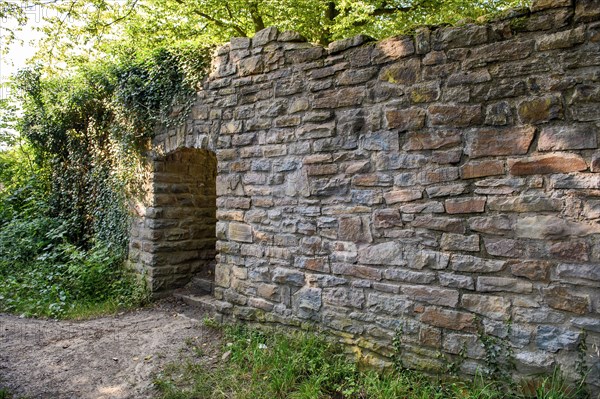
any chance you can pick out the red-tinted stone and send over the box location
[460,160,505,179]
[429,104,482,127]
[421,307,476,332]
[445,197,486,214]
[544,286,589,314]
[509,153,587,175]
[466,126,535,158]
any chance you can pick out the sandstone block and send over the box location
[543,286,589,314]
[372,36,415,63]
[517,95,563,124]
[538,124,598,151]
[409,82,441,103]
[443,333,485,359]
[386,108,426,131]
[429,104,482,127]
[462,294,510,321]
[412,216,465,233]
[550,240,590,262]
[556,263,600,282]
[484,101,511,125]
[465,126,535,158]
[445,197,486,214]
[426,183,468,198]
[477,276,533,293]
[331,263,382,280]
[460,160,505,179]
[438,273,475,290]
[421,307,476,332]
[228,222,253,243]
[530,0,571,11]
[338,216,373,243]
[238,55,264,76]
[359,242,404,265]
[366,292,413,315]
[323,287,365,309]
[402,285,459,307]
[379,58,421,85]
[575,0,600,21]
[450,254,505,273]
[373,209,403,228]
[441,233,480,252]
[384,269,436,284]
[509,153,587,175]
[515,215,600,239]
[403,130,461,150]
[384,189,423,204]
[361,131,401,150]
[536,26,586,51]
[468,215,513,235]
[508,260,552,281]
[273,268,305,286]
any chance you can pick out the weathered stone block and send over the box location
[538,124,598,151]
[338,216,373,243]
[536,326,581,352]
[425,183,468,198]
[543,286,589,314]
[366,292,413,315]
[359,242,403,265]
[402,285,459,307]
[360,131,400,150]
[509,153,588,175]
[439,273,475,290]
[536,26,585,51]
[530,0,571,12]
[460,160,505,179]
[413,216,465,233]
[465,126,535,158]
[445,197,486,214]
[429,105,482,127]
[331,263,382,280]
[409,82,441,103]
[379,58,421,85]
[556,263,600,282]
[373,209,403,228]
[384,269,436,284]
[441,233,480,252]
[384,189,423,204]
[477,276,533,293]
[372,36,415,63]
[508,260,552,281]
[403,130,461,150]
[323,287,365,308]
[386,108,426,131]
[517,95,563,124]
[462,294,510,321]
[228,222,253,243]
[451,254,505,273]
[421,307,476,332]
[468,215,513,235]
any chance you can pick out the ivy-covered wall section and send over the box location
[132,0,600,390]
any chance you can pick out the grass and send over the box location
[154,324,588,399]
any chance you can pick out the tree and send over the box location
[27,0,529,68]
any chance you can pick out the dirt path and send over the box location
[0,298,222,399]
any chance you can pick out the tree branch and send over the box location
[172,0,247,37]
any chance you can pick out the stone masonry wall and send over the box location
[129,148,217,291]
[134,0,600,387]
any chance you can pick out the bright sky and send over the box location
[1,1,53,100]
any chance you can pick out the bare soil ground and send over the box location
[0,298,221,399]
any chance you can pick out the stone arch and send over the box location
[129,146,218,293]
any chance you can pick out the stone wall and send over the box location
[129,148,217,292]
[132,0,600,387]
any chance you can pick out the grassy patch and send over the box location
[154,324,584,399]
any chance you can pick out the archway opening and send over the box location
[150,147,217,293]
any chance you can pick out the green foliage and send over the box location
[155,325,584,399]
